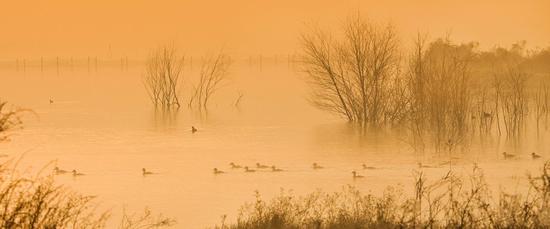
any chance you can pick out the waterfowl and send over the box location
[142,168,154,175]
[362,164,376,170]
[271,166,283,172]
[503,152,516,159]
[244,166,256,172]
[49,98,54,104]
[312,163,323,169]
[352,171,364,178]
[213,168,224,174]
[72,170,85,176]
[229,162,242,169]
[54,167,68,175]
[256,163,269,169]
[191,126,198,133]
[532,152,542,159]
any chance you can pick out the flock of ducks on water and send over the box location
[225,162,287,173]
[503,152,543,160]
[52,126,545,179]
[53,163,371,179]
[54,150,546,179]
[213,162,372,179]
[55,167,157,177]
[208,151,545,179]
[54,152,546,179]
[54,167,84,176]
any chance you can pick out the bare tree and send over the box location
[499,65,530,137]
[143,46,185,108]
[299,14,402,127]
[533,81,549,132]
[406,36,475,153]
[188,51,231,109]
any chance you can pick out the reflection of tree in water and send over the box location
[151,107,179,131]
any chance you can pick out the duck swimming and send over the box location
[213,168,224,174]
[532,152,542,159]
[54,167,68,175]
[244,166,256,172]
[72,170,85,176]
[191,126,198,133]
[256,163,269,169]
[352,171,364,178]
[229,162,242,169]
[271,166,283,172]
[142,168,153,175]
[312,163,323,169]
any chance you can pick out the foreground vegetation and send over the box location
[217,162,550,229]
[0,160,175,228]
[0,101,174,228]
[0,100,26,142]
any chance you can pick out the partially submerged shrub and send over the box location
[144,46,185,108]
[188,51,231,110]
[300,14,402,127]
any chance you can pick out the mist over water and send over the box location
[1,59,548,227]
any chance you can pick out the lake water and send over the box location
[1,60,549,228]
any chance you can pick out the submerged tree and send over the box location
[144,46,185,108]
[407,37,475,152]
[499,65,530,137]
[188,51,231,109]
[299,14,402,127]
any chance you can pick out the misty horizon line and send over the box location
[2,39,548,61]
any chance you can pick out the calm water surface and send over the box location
[0,61,549,228]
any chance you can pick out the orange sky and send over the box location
[1,0,549,59]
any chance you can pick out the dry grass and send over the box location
[0,101,28,142]
[0,160,175,228]
[216,162,550,229]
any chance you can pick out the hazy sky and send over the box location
[1,0,549,59]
